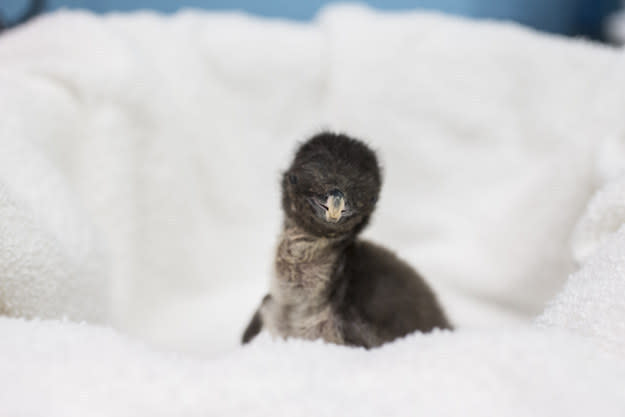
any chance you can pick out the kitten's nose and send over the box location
[326,189,345,223]
[328,189,344,205]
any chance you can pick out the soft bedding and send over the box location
[0,5,624,415]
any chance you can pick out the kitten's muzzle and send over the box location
[325,190,345,223]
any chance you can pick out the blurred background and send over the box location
[1,0,624,44]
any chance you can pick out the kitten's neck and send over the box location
[271,218,347,306]
[280,218,345,256]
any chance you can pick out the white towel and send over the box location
[0,127,108,322]
[1,6,625,415]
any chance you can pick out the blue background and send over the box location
[0,0,621,40]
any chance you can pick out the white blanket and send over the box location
[1,5,624,415]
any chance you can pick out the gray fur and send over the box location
[242,132,451,348]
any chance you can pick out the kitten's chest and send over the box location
[261,299,344,344]
[263,228,345,343]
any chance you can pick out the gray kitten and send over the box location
[242,132,451,348]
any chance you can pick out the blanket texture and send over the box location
[0,5,624,415]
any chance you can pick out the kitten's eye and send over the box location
[288,175,298,185]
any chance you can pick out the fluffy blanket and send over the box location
[1,5,624,415]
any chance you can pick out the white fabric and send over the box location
[1,5,625,415]
[0,107,108,322]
